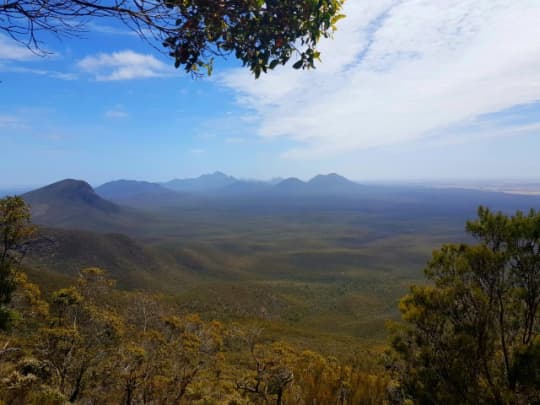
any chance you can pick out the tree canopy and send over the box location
[0,0,345,77]
[0,196,35,330]
[0,266,388,404]
[390,206,540,404]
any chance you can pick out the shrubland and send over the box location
[0,268,388,404]
[2,196,540,403]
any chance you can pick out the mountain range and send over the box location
[89,172,365,209]
[108,172,360,197]
[157,171,361,194]
[17,174,363,233]
[17,172,540,235]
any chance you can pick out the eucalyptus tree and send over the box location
[1,0,345,77]
[391,207,540,404]
[0,196,35,330]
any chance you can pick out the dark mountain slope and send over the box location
[22,179,150,234]
[23,179,119,212]
[24,179,119,214]
[26,227,167,289]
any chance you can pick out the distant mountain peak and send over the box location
[32,179,96,198]
[163,172,237,193]
[271,174,358,194]
[211,171,228,177]
[308,173,354,184]
[23,178,120,220]
[52,178,91,188]
[274,177,306,191]
[280,177,305,184]
[200,171,234,180]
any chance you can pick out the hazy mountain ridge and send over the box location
[95,179,174,200]
[23,174,540,217]
[163,171,237,192]
[94,172,365,208]
[159,172,361,194]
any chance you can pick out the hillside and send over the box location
[25,228,163,289]
[23,226,224,293]
[22,179,152,234]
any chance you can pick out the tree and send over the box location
[390,206,540,404]
[0,0,345,77]
[236,336,296,405]
[41,268,124,402]
[0,262,390,403]
[0,196,35,330]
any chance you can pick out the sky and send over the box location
[1,0,540,188]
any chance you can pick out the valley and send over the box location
[17,173,540,355]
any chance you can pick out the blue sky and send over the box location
[1,0,540,188]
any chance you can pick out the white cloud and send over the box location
[86,22,153,38]
[424,121,540,149]
[219,0,540,158]
[77,50,171,81]
[105,107,129,119]
[1,65,77,80]
[0,35,77,79]
[86,22,134,36]
[49,72,78,81]
[0,35,36,61]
